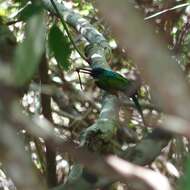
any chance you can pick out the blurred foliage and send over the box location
[0,0,190,190]
[48,24,71,70]
[14,10,45,86]
[15,4,43,22]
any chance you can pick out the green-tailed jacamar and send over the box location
[77,67,144,123]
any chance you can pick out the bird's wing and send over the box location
[106,72,131,90]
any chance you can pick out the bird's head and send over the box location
[76,67,106,78]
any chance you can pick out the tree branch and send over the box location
[39,54,57,187]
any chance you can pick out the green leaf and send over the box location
[15,3,43,22]
[48,24,71,70]
[14,11,45,86]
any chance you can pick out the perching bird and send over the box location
[76,67,144,123]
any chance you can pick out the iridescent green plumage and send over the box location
[77,67,144,122]
[90,68,136,95]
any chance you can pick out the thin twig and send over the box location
[144,3,189,20]
[6,20,21,25]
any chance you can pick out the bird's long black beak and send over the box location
[76,68,93,90]
[76,68,92,75]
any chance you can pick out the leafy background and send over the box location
[0,0,190,190]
